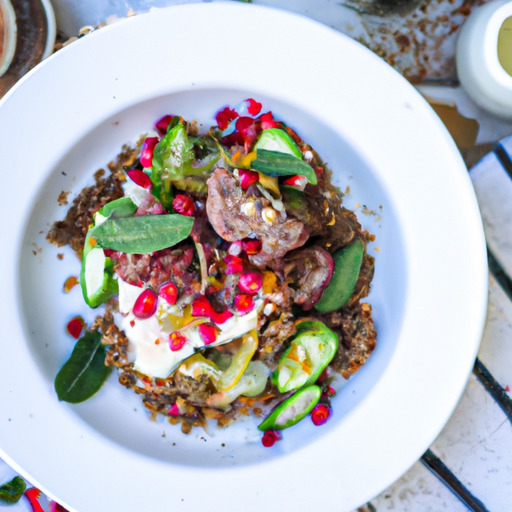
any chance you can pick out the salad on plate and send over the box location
[47,99,377,446]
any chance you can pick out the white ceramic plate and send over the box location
[0,3,487,511]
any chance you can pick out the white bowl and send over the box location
[0,3,487,511]
[457,0,512,118]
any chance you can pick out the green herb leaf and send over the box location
[151,122,219,208]
[152,122,194,209]
[55,331,112,404]
[94,196,137,224]
[251,149,317,184]
[89,213,194,254]
[0,476,26,504]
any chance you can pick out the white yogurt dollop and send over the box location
[116,278,260,378]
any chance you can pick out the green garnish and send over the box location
[251,149,317,184]
[314,240,365,313]
[254,128,302,158]
[258,385,321,431]
[54,330,112,404]
[273,321,339,393]
[81,197,137,308]
[151,121,219,208]
[0,476,26,504]
[88,213,194,254]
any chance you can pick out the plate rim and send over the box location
[0,3,488,511]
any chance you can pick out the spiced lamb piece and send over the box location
[206,168,309,266]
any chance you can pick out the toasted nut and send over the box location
[261,206,277,224]
[241,200,256,216]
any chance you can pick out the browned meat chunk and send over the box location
[206,168,309,265]
[111,245,197,291]
[282,246,334,310]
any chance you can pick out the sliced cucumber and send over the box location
[274,321,339,393]
[314,239,365,313]
[254,127,302,158]
[258,385,321,431]
[80,197,137,308]
[93,196,137,224]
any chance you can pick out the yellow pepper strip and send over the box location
[178,353,222,382]
[206,360,268,409]
[256,173,280,197]
[216,329,258,392]
[236,150,257,169]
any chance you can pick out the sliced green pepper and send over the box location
[273,321,339,393]
[254,128,302,158]
[314,239,364,313]
[80,197,137,308]
[258,384,321,431]
[151,121,219,208]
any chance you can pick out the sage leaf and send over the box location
[251,149,317,185]
[89,213,194,254]
[0,476,26,504]
[55,330,112,404]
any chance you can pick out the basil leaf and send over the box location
[251,149,317,184]
[0,476,26,504]
[55,331,112,404]
[89,213,194,254]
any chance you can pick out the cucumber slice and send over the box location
[80,197,137,308]
[314,239,365,313]
[258,385,321,431]
[254,128,302,158]
[274,321,339,393]
[93,196,137,224]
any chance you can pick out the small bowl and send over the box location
[456,0,512,118]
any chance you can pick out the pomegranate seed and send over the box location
[235,116,258,148]
[154,114,175,136]
[172,194,195,216]
[242,238,261,255]
[191,295,214,317]
[66,316,84,339]
[283,175,308,191]
[198,324,219,345]
[211,309,233,325]
[132,288,158,319]
[244,98,262,116]
[159,282,178,305]
[311,404,332,426]
[234,294,254,315]
[317,368,330,383]
[238,270,263,295]
[324,385,336,398]
[259,111,280,129]
[63,275,79,293]
[224,254,244,275]
[168,403,181,415]
[261,429,281,447]
[169,331,188,351]
[140,136,158,168]
[215,106,238,130]
[238,169,259,190]
[227,240,243,256]
[126,168,152,189]
[191,295,233,324]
